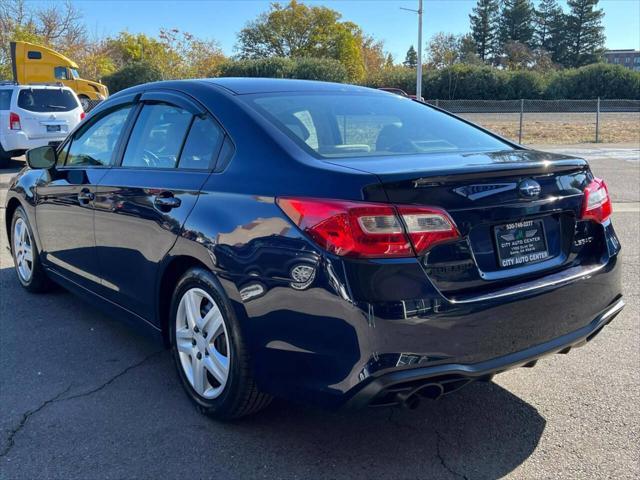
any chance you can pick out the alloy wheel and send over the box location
[13,218,34,283]
[175,288,230,399]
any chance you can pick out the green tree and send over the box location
[564,0,605,67]
[498,0,536,51]
[427,33,461,69]
[236,0,366,81]
[469,0,499,62]
[102,61,163,93]
[459,34,483,65]
[535,0,561,50]
[403,45,418,68]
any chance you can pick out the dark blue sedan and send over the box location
[5,78,624,419]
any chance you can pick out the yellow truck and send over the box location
[10,41,108,110]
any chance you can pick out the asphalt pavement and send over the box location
[0,145,638,479]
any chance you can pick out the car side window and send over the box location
[57,140,71,166]
[0,90,11,110]
[121,103,192,169]
[178,116,224,170]
[65,105,132,167]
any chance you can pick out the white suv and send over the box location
[0,82,84,167]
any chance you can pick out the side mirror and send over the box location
[26,146,57,170]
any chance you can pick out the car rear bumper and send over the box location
[1,131,66,152]
[344,297,625,409]
[241,236,622,409]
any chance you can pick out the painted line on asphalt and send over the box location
[613,203,640,213]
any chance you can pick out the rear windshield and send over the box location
[0,89,12,110]
[246,92,511,158]
[17,88,78,112]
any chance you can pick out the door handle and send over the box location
[78,189,95,204]
[154,194,181,209]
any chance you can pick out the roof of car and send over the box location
[199,77,376,95]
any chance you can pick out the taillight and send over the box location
[9,112,21,130]
[277,197,459,258]
[80,111,86,121]
[581,178,612,223]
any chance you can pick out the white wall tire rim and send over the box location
[13,218,34,283]
[175,287,230,399]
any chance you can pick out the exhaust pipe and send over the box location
[396,382,445,409]
[416,383,445,400]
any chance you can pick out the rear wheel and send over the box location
[11,207,53,292]
[0,142,11,168]
[170,267,271,419]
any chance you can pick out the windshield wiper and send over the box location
[46,105,67,110]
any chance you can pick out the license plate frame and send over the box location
[493,218,549,269]
[46,125,61,133]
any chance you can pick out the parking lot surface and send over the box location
[1,146,638,479]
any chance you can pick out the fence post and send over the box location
[595,97,600,143]
[518,99,524,144]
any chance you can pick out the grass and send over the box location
[461,112,640,144]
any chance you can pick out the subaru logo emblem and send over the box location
[518,179,541,198]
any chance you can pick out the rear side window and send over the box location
[66,105,132,167]
[27,51,42,59]
[178,116,224,170]
[17,89,79,112]
[0,90,12,110]
[122,103,192,169]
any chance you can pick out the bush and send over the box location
[546,63,640,99]
[219,57,294,78]
[291,58,349,83]
[103,61,163,93]
[219,57,349,83]
[366,62,640,100]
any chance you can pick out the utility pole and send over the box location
[401,0,424,100]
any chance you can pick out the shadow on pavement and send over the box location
[0,261,546,479]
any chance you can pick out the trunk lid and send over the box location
[326,149,602,298]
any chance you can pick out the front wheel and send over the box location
[11,207,53,292]
[170,267,271,420]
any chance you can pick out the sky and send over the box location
[66,0,639,62]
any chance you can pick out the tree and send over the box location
[403,45,418,68]
[469,0,499,62]
[0,0,87,79]
[459,34,483,65]
[103,61,163,93]
[534,0,561,50]
[235,0,367,81]
[428,33,461,69]
[564,0,605,67]
[498,0,536,50]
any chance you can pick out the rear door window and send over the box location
[17,89,79,112]
[0,90,12,110]
[121,103,192,169]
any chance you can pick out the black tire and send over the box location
[169,267,272,420]
[10,206,53,293]
[0,142,11,168]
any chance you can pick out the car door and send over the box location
[35,100,135,289]
[93,91,225,322]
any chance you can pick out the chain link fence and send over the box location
[425,99,640,144]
